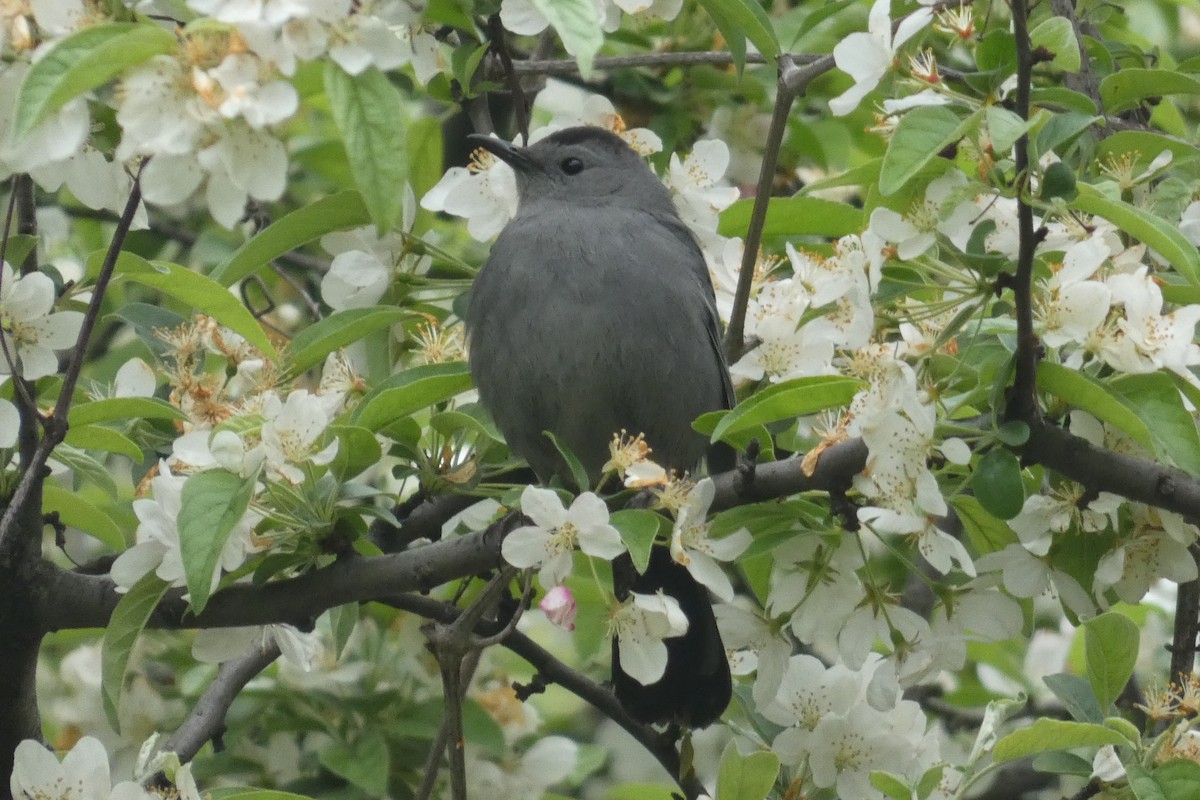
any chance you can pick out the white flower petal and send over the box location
[519,485,568,529]
[501,525,553,569]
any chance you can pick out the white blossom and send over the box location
[11,737,155,800]
[0,262,83,380]
[669,478,750,600]
[260,390,339,483]
[109,463,264,594]
[829,0,934,116]
[609,590,689,685]
[665,139,740,244]
[502,485,625,587]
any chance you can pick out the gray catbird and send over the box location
[465,126,733,728]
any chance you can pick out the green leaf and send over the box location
[985,106,1038,154]
[64,425,142,461]
[209,791,318,800]
[406,115,446,224]
[1029,17,1081,73]
[718,196,864,238]
[324,64,409,233]
[423,0,476,31]
[993,719,1130,762]
[1127,762,1167,800]
[318,732,389,796]
[543,430,590,491]
[287,306,409,376]
[715,740,780,800]
[697,0,780,66]
[102,572,170,732]
[430,406,504,446]
[1109,372,1200,476]
[329,603,359,659]
[1,235,38,272]
[949,495,1016,555]
[68,397,186,427]
[710,376,861,443]
[1036,362,1155,453]
[870,771,911,800]
[329,425,382,481]
[178,469,256,614]
[13,23,176,140]
[1100,69,1200,113]
[53,445,118,497]
[880,106,972,196]
[114,259,277,359]
[610,509,662,575]
[1152,760,1200,800]
[995,421,1030,447]
[1097,131,1200,168]
[1071,185,1200,285]
[971,449,1025,520]
[1035,112,1103,159]
[1042,673,1105,723]
[353,362,472,431]
[1031,751,1096,779]
[212,191,371,286]
[43,484,125,550]
[1084,612,1139,711]
[526,0,603,77]
[699,0,747,75]
[693,411,774,457]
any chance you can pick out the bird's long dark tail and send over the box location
[611,546,731,728]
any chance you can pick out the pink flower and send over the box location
[540,585,577,631]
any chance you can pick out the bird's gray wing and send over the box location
[653,211,736,412]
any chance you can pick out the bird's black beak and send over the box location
[466,133,540,172]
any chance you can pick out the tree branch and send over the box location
[1169,544,1200,684]
[162,640,281,762]
[37,519,509,632]
[0,171,142,558]
[1021,421,1200,519]
[724,56,799,360]
[387,593,706,799]
[1006,0,1042,423]
[505,51,775,76]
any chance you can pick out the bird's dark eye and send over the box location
[560,157,584,175]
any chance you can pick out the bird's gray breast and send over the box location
[466,205,727,481]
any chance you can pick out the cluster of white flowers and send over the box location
[763,654,949,798]
[421,94,736,249]
[501,477,750,686]
[499,0,683,52]
[10,736,201,800]
[0,0,446,228]
[107,318,351,602]
[722,236,876,383]
[320,186,430,311]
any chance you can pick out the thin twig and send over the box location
[162,639,281,762]
[1169,544,1200,685]
[0,171,143,557]
[389,593,705,799]
[487,15,531,143]
[269,262,323,320]
[419,567,517,800]
[506,50,779,75]
[1006,0,1041,423]
[724,55,800,360]
[14,175,36,275]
